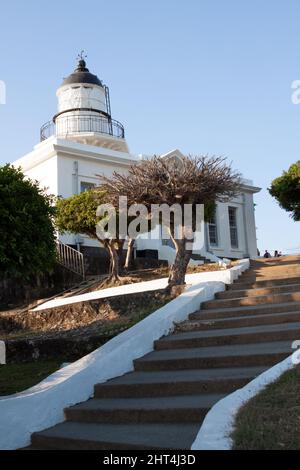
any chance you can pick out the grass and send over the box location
[0,330,42,341]
[231,365,300,450]
[0,359,63,396]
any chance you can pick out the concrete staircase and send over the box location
[29,256,300,450]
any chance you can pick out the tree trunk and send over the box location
[116,239,125,275]
[124,238,135,270]
[168,237,192,287]
[100,238,122,283]
[107,240,120,282]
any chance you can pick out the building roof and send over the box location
[60,59,103,87]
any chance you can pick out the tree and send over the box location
[0,164,56,279]
[55,189,124,282]
[269,161,300,221]
[101,155,241,287]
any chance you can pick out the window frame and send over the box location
[80,181,96,193]
[208,209,219,246]
[228,206,239,249]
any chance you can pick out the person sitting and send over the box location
[264,250,271,258]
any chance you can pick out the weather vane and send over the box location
[77,50,87,61]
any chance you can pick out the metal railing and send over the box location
[56,241,85,279]
[40,114,125,141]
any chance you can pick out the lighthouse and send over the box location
[40,53,128,152]
[13,55,260,266]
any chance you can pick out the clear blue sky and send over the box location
[1,0,300,254]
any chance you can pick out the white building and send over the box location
[13,58,260,273]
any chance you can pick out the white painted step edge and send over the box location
[0,260,249,450]
[191,352,296,450]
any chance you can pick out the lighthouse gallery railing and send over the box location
[40,114,125,141]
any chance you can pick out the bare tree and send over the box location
[100,155,242,287]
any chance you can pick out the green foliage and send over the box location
[0,164,56,279]
[0,359,63,396]
[55,189,108,239]
[269,161,300,220]
[204,201,216,222]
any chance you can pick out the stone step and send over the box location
[178,310,300,331]
[216,283,300,300]
[189,301,300,320]
[242,265,300,272]
[94,366,265,398]
[133,341,291,371]
[155,321,300,349]
[228,276,300,290]
[241,274,300,280]
[236,276,300,285]
[241,268,300,276]
[31,422,200,450]
[237,277,300,285]
[202,291,300,309]
[64,393,225,424]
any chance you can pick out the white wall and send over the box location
[207,192,258,259]
[57,152,130,246]
[18,155,58,196]
[56,152,129,198]
[243,192,258,258]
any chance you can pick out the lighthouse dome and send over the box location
[61,59,103,87]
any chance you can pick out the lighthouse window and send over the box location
[228,206,239,248]
[208,211,218,246]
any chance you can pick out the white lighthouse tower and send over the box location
[40,53,128,152]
